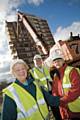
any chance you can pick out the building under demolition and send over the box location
[6,11,55,68]
[5,11,80,68]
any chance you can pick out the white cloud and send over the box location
[54,21,80,42]
[0,0,25,21]
[0,0,25,82]
[27,0,44,6]
[0,0,44,13]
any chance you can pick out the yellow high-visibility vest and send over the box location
[63,66,80,112]
[30,66,52,90]
[3,82,49,120]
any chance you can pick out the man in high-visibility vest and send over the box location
[50,51,80,120]
[30,54,62,120]
[1,59,60,120]
[29,54,52,92]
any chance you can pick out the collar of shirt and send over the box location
[15,76,34,86]
[23,81,28,86]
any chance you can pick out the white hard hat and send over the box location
[51,52,63,61]
[33,54,42,60]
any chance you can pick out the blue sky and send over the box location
[18,0,80,33]
[0,0,80,82]
[17,0,80,41]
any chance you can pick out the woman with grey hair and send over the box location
[1,59,60,120]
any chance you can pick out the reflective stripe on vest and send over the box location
[3,82,48,120]
[63,83,71,88]
[30,67,51,89]
[7,86,26,118]
[18,98,45,119]
[63,66,80,112]
[36,76,50,82]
